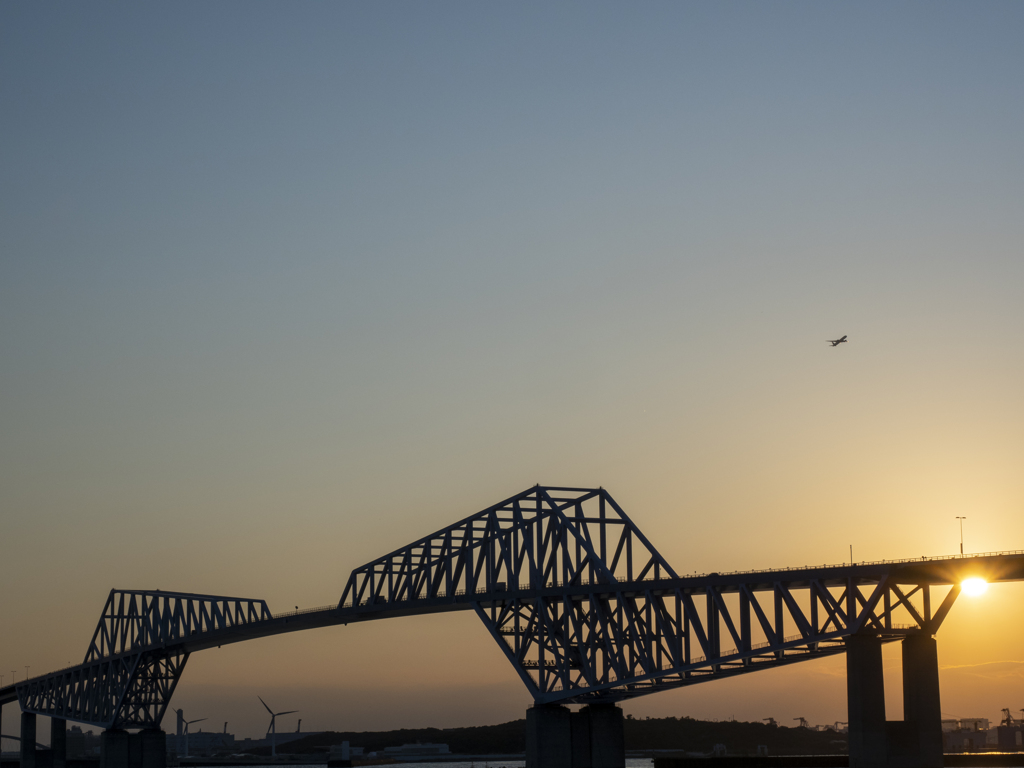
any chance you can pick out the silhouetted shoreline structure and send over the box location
[2,486,1022,768]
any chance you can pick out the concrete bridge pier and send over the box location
[585,705,625,768]
[900,635,942,768]
[138,729,167,768]
[846,632,944,768]
[527,705,572,768]
[100,729,130,768]
[128,730,143,768]
[526,704,624,768]
[97,728,165,768]
[50,718,67,768]
[21,712,38,768]
[847,634,887,768]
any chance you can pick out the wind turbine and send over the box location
[174,709,206,758]
[258,696,297,757]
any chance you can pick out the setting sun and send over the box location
[962,577,988,597]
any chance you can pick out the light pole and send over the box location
[956,516,966,556]
[24,666,29,681]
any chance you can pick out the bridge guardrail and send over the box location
[679,549,1024,580]
[272,604,338,619]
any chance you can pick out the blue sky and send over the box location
[2,1,1023,736]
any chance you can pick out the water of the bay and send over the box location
[266,763,654,768]
[260,762,655,768]
[383,762,653,768]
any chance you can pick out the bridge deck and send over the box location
[3,551,1022,709]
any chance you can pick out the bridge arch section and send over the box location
[338,486,678,702]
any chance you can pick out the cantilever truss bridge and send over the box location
[3,486,1022,731]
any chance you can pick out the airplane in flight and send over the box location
[827,335,848,347]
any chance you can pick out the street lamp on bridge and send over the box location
[956,516,967,555]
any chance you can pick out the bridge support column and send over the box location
[901,634,942,768]
[527,706,572,768]
[21,712,37,768]
[139,729,166,768]
[128,732,143,768]
[50,718,66,768]
[847,633,887,768]
[526,705,625,768]
[583,704,624,768]
[569,710,591,768]
[100,729,130,768]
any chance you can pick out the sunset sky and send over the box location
[2,1,1023,741]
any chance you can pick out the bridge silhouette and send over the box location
[2,486,1022,768]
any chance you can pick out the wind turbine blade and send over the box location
[258,696,274,715]
[276,710,298,716]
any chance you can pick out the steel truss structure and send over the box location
[5,486,1022,729]
[14,591,270,729]
[336,487,968,703]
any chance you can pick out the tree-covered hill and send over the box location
[258,716,846,757]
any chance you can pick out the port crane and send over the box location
[762,718,777,727]
[794,717,810,728]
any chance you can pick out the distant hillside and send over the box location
[254,716,847,756]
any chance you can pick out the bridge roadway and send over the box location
[2,486,1023,768]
